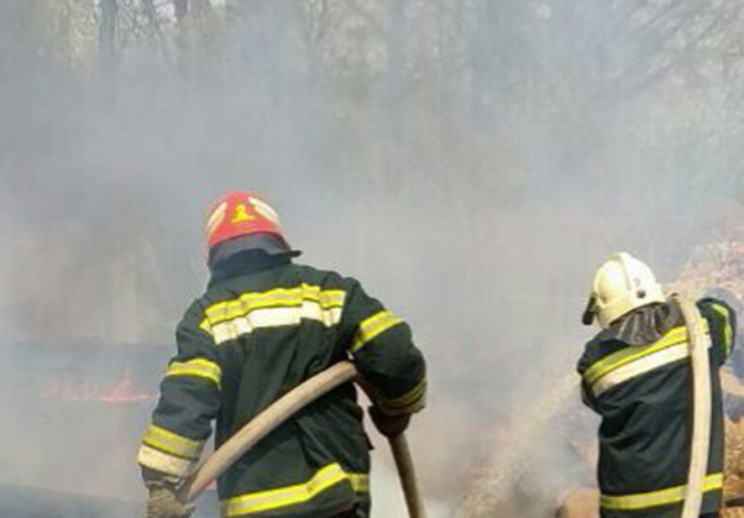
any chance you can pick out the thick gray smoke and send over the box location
[2,1,744,516]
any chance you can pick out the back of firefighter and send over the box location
[137,192,427,518]
[577,253,736,518]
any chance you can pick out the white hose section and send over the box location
[679,298,713,518]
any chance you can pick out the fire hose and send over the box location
[177,361,427,518]
[679,297,713,518]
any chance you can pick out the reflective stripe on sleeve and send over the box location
[351,311,404,353]
[141,424,205,460]
[165,358,222,388]
[349,473,369,492]
[711,303,734,357]
[377,378,427,414]
[137,444,196,478]
[220,463,368,517]
[600,473,723,511]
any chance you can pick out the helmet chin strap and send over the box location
[582,295,597,326]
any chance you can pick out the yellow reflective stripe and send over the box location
[349,473,369,492]
[600,473,723,510]
[137,444,195,478]
[165,358,222,388]
[201,284,345,327]
[586,321,712,395]
[591,341,697,397]
[584,321,710,386]
[379,378,427,409]
[142,424,204,460]
[220,463,368,517]
[199,319,213,335]
[711,303,733,357]
[351,311,403,352]
[208,304,343,345]
[584,326,687,385]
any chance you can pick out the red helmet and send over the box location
[205,191,290,251]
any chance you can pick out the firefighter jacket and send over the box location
[137,256,427,518]
[577,297,736,518]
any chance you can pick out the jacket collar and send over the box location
[208,251,291,287]
[597,299,682,347]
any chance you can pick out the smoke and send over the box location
[2,0,744,516]
[371,460,450,518]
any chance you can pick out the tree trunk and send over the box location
[174,0,189,22]
[99,0,118,72]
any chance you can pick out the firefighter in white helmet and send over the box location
[577,252,736,518]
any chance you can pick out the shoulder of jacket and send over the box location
[698,297,736,326]
[179,297,210,325]
[588,325,625,347]
[697,296,732,312]
[578,332,627,373]
[292,263,361,290]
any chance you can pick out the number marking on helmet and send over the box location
[231,203,256,224]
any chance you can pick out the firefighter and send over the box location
[577,252,736,518]
[137,192,427,518]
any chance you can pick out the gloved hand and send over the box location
[368,405,411,438]
[142,467,195,518]
[147,485,195,518]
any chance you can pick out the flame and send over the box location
[40,367,157,403]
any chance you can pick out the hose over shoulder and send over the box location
[679,297,713,518]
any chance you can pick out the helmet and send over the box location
[205,191,293,254]
[583,252,666,328]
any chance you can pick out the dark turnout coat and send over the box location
[138,256,427,518]
[577,297,736,518]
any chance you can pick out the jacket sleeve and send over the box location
[698,297,737,368]
[576,343,600,413]
[137,301,221,479]
[579,380,598,412]
[340,279,427,416]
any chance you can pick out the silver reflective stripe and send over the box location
[592,338,712,397]
[137,444,195,478]
[211,304,343,345]
[141,424,205,460]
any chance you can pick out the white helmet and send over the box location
[582,252,667,329]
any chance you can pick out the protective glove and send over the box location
[147,485,195,518]
[142,467,195,518]
[368,405,411,438]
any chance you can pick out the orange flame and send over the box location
[40,368,157,403]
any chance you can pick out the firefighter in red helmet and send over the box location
[138,192,427,518]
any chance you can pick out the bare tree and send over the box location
[174,0,189,22]
[99,0,118,72]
